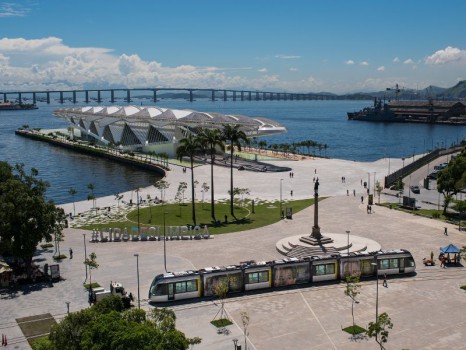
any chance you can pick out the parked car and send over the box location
[427,171,438,180]
[410,185,420,194]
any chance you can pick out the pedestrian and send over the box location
[347,189,349,196]
[383,273,388,287]
[289,172,292,178]
[367,205,370,213]
[353,189,356,196]
[440,255,446,268]
[444,227,448,235]
[360,179,362,186]
[292,172,294,178]
[314,168,317,174]
[69,248,73,259]
[313,177,315,182]
[290,190,293,197]
[361,196,364,203]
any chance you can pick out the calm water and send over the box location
[1,99,464,204]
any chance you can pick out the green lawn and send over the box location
[76,198,316,235]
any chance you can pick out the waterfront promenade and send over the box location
[2,154,466,349]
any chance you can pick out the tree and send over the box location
[437,152,466,214]
[175,182,188,217]
[197,128,224,222]
[47,303,200,350]
[68,187,77,216]
[452,198,466,230]
[114,193,123,208]
[154,179,170,203]
[176,134,201,225]
[366,312,393,350]
[375,181,383,204]
[84,252,99,291]
[344,275,361,331]
[241,311,250,350]
[201,182,209,209]
[0,162,66,279]
[87,183,96,212]
[222,124,249,218]
[211,277,231,325]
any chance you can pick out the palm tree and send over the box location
[222,124,249,218]
[197,128,225,222]
[176,133,201,225]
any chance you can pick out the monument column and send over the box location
[311,179,322,239]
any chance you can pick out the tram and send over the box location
[148,249,415,303]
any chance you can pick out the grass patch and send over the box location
[461,285,466,291]
[210,318,233,328]
[76,198,316,235]
[84,282,101,289]
[16,313,57,346]
[342,325,366,335]
[40,243,54,249]
[53,254,67,260]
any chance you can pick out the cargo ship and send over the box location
[0,102,38,110]
[347,98,466,124]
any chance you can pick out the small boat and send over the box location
[0,101,38,111]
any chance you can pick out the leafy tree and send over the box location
[201,182,209,209]
[93,295,124,314]
[114,193,123,208]
[154,179,170,203]
[87,183,96,212]
[452,198,466,230]
[197,128,225,222]
[175,182,188,217]
[375,181,383,203]
[366,312,393,350]
[222,124,249,218]
[344,275,361,330]
[437,151,466,214]
[211,277,231,325]
[241,311,250,350]
[68,187,77,216]
[176,134,201,225]
[84,252,99,292]
[0,162,66,279]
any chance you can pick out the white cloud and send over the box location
[345,60,354,65]
[377,66,385,71]
[275,54,301,59]
[289,67,298,71]
[0,2,31,17]
[360,61,369,66]
[403,58,414,65]
[393,57,400,63]
[258,68,268,73]
[425,46,466,64]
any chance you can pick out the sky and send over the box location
[1,0,466,94]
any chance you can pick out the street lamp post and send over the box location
[280,179,284,219]
[134,254,140,309]
[367,172,370,194]
[373,172,376,195]
[136,188,140,235]
[66,301,70,315]
[83,233,87,284]
[346,230,350,257]
[371,261,379,330]
[232,338,238,349]
[163,211,168,273]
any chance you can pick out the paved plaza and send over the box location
[2,154,466,349]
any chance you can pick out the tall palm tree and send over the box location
[222,124,249,218]
[176,133,200,225]
[197,128,225,223]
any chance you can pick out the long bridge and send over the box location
[0,87,341,104]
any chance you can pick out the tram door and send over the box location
[399,258,405,273]
[168,284,175,301]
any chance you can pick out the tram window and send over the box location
[247,271,269,284]
[151,283,167,296]
[175,280,198,294]
[379,259,390,269]
[389,259,399,268]
[406,258,415,267]
[314,263,335,275]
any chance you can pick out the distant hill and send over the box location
[437,81,466,99]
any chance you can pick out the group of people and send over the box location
[289,172,294,178]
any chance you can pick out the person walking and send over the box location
[69,248,73,259]
[383,273,388,287]
[444,227,448,235]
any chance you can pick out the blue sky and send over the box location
[1,0,466,93]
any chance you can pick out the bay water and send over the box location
[0,99,464,204]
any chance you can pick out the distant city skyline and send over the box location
[1,0,466,93]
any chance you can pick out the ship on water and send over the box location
[0,101,38,111]
[347,84,466,125]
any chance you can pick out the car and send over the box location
[427,171,438,180]
[410,185,420,194]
